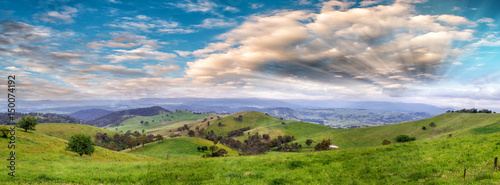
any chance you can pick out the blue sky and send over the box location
[1,0,499,109]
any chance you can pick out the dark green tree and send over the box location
[188,130,196,137]
[66,134,95,157]
[305,139,313,146]
[395,135,416,143]
[18,116,38,132]
[314,139,331,151]
[429,122,436,127]
[155,134,164,143]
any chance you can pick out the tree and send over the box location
[218,122,222,127]
[216,149,228,157]
[140,120,144,125]
[144,121,149,126]
[66,134,95,157]
[422,126,426,130]
[429,122,436,127]
[18,116,38,132]
[125,137,137,151]
[314,139,331,151]
[281,122,286,125]
[188,130,195,137]
[0,125,9,138]
[395,135,416,143]
[155,134,164,143]
[209,145,219,154]
[137,135,150,151]
[382,139,391,145]
[305,139,313,146]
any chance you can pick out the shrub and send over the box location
[382,139,391,145]
[314,139,331,151]
[0,125,9,138]
[395,135,416,143]
[422,126,426,130]
[429,122,436,127]
[305,139,313,146]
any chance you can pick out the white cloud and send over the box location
[452,6,460,11]
[185,0,474,98]
[195,18,237,29]
[169,0,239,15]
[38,6,78,24]
[359,0,382,7]
[169,0,218,13]
[157,28,195,33]
[250,3,264,9]
[477,17,497,27]
[106,16,183,33]
[108,45,177,63]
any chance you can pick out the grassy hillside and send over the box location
[106,111,210,134]
[0,127,158,184]
[2,127,499,184]
[36,123,120,141]
[205,112,500,150]
[126,137,239,159]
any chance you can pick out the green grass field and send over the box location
[2,125,500,184]
[36,123,120,141]
[105,111,210,134]
[126,137,239,159]
[2,112,500,184]
[209,112,500,149]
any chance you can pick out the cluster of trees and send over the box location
[227,127,251,137]
[0,113,80,125]
[66,134,95,157]
[233,115,243,122]
[314,139,332,151]
[217,132,299,155]
[94,131,163,151]
[140,120,150,126]
[447,108,494,113]
[90,106,168,127]
[201,144,228,158]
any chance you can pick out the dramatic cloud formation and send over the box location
[186,0,474,97]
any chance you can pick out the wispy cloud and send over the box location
[38,6,78,24]
[169,0,239,15]
[195,18,237,29]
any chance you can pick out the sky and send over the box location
[1,0,500,109]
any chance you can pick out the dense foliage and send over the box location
[18,116,39,132]
[66,134,95,157]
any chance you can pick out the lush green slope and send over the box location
[36,123,120,141]
[106,111,210,134]
[125,137,239,159]
[0,127,158,184]
[207,112,500,149]
[2,127,500,184]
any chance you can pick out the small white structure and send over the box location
[329,145,339,149]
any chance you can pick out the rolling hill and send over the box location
[105,110,211,134]
[69,109,112,121]
[2,124,499,184]
[36,123,120,141]
[125,137,239,159]
[204,111,500,149]
[91,106,170,127]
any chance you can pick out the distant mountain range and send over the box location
[14,98,454,114]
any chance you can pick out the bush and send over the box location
[395,135,416,143]
[0,125,9,138]
[422,126,426,130]
[382,139,391,145]
[305,139,313,146]
[429,122,436,127]
[314,139,331,151]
